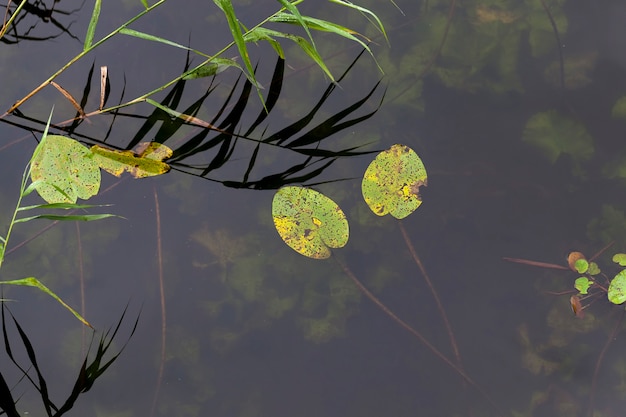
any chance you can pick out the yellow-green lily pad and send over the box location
[272,186,349,259]
[361,144,427,219]
[608,270,626,305]
[574,277,591,295]
[613,253,626,267]
[31,135,101,204]
[91,142,172,178]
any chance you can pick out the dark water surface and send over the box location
[2,1,626,416]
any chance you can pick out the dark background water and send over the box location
[2,0,626,416]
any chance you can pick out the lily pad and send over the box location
[361,144,427,219]
[574,259,588,274]
[31,135,101,204]
[574,277,591,295]
[608,270,626,305]
[613,253,626,266]
[91,142,172,178]
[272,186,349,259]
[587,262,601,275]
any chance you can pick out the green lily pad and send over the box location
[613,253,626,266]
[574,258,588,274]
[608,270,626,305]
[574,277,591,295]
[91,142,172,178]
[31,135,100,204]
[272,186,349,259]
[587,262,601,275]
[361,144,427,219]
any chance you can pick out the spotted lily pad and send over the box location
[31,135,101,204]
[272,186,349,259]
[91,142,172,178]
[608,270,626,305]
[361,144,427,219]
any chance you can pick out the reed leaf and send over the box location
[14,214,117,223]
[0,277,91,327]
[119,28,211,58]
[328,0,388,43]
[84,0,102,51]
[275,0,316,49]
[213,0,262,101]
[245,27,333,81]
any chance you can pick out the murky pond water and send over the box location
[2,1,626,416]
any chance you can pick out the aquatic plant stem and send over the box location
[398,221,463,370]
[330,253,500,412]
[151,186,167,417]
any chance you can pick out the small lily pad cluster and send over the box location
[570,250,626,306]
[272,144,427,259]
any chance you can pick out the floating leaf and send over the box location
[567,251,587,272]
[574,259,588,274]
[31,135,101,204]
[272,186,348,259]
[91,142,172,178]
[608,270,626,305]
[570,295,584,318]
[613,253,626,266]
[574,277,591,295]
[587,262,601,275]
[361,144,427,219]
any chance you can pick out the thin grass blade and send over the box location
[119,28,211,58]
[243,28,284,58]
[275,0,316,49]
[246,28,332,80]
[213,0,264,102]
[270,13,381,72]
[84,0,102,51]
[328,0,388,43]
[17,203,112,211]
[0,277,91,327]
[182,58,243,80]
[15,214,117,223]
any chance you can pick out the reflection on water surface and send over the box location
[2,0,626,416]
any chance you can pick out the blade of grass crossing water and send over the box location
[275,0,316,49]
[245,28,332,80]
[0,277,91,327]
[119,28,212,58]
[213,0,264,104]
[84,0,102,51]
[328,0,388,43]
